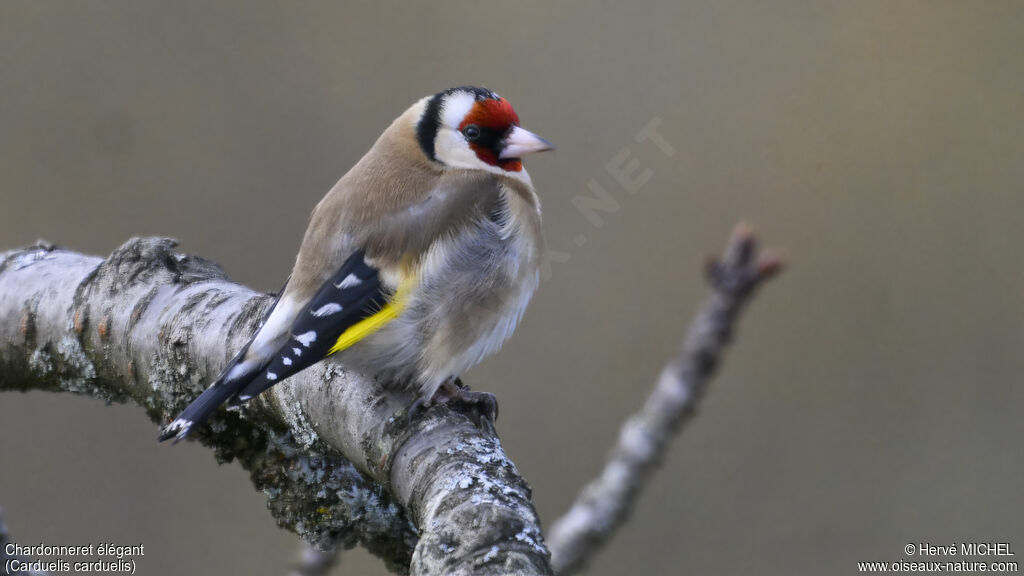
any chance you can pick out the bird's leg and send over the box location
[407,377,499,423]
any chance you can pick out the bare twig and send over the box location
[547,224,782,575]
[0,225,779,576]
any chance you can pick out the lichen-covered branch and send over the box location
[0,238,550,576]
[1,226,779,576]
[546,224,782,575]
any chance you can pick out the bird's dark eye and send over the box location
[462,125,481,141]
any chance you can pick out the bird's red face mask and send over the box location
[417,86,554,174]
[459,97,554,173]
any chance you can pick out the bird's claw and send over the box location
[447,388,499,423]
[406,379,499,424]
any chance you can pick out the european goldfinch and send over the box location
[160,86,553,442]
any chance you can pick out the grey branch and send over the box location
[0,226,778,575]
[0,238,547,576]
[546,224,782,575]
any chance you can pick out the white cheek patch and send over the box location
[434,92,485,170]
[434,129,481,169]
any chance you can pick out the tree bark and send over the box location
[0,226,778,575]
[0,238,548,575]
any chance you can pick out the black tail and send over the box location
[157,379,245,443]
[158,278,289,444]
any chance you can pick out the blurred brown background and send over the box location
[2,2,1022,574]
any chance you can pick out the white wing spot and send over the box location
[295,331,317,347]
[282,357,292,366]
[292,347,302,357]
[336,274,362,289]
[169,418,191,431]
[311,303,343,317]
[266,372,277,381]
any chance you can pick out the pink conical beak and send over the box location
[499,126,556,159]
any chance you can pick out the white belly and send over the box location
[338,214,540,397]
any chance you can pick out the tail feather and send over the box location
[158,251,391,444]
[157,380,245,443]
[159,278,290,444]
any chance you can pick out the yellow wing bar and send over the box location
[327,271,416,355]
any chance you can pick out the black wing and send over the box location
[158,250,386,442]
[228,250,387,404]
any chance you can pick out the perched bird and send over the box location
[159,86,553,442]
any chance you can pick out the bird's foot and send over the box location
[407,378,499,424]
[441,379,500,423]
